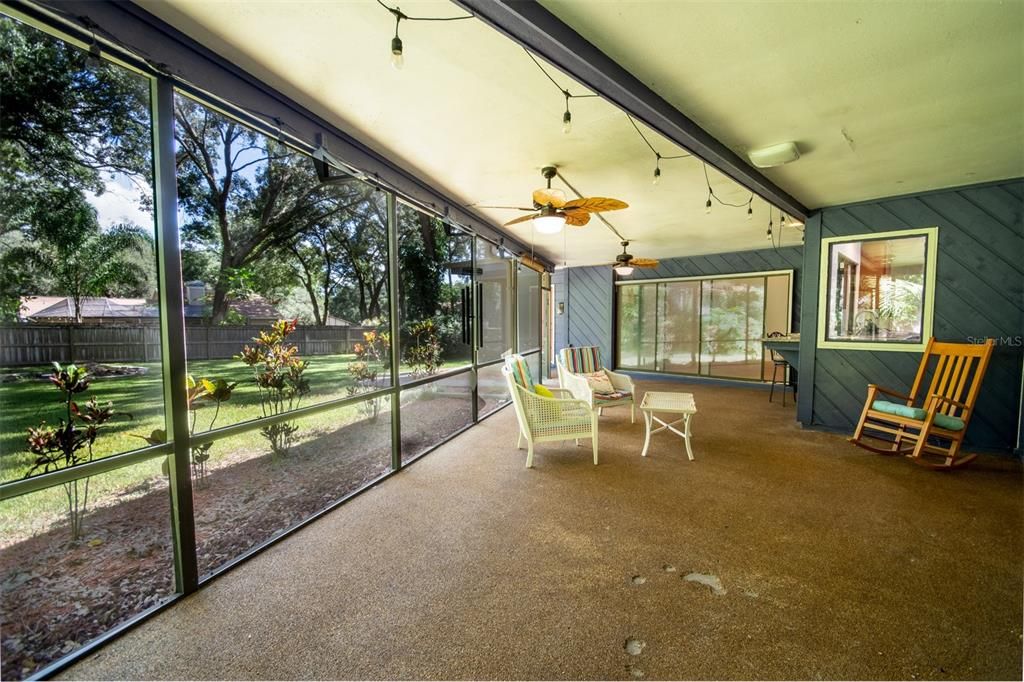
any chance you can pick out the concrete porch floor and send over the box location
[63,380,1023,680]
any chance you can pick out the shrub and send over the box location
[347,329,390,420]
[26,363,130,541]
[405,319,442,377]
[236,319,310,458]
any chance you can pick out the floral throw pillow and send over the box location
[583,371,615,395]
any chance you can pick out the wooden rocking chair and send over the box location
[849,338,995,469]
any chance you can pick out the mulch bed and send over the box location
[0,394,489,680]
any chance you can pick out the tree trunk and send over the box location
[210,275,230,324]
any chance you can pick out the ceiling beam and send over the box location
[454,0,809,221]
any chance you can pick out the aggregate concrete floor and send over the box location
[64,381,1023,680]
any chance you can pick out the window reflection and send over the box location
[826,235,927,343]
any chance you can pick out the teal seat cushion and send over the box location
[871,400,965,431]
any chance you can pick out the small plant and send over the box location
[136,376,235,485]
[26,363,130,541]
[347,329,390,420]
[405,319,442,377]
[236,319,310,458]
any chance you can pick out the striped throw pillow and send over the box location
[560,346,601,374]
[506,354,535,392]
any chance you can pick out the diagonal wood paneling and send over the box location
[813,179,1024,451]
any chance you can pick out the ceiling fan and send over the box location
[609,240,659,276]
[481,166,628,234]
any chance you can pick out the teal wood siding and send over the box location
[566,266,614,363]
[806,179,1023,451]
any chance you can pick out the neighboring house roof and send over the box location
[182,295,281,320]
[24,296,156,320]
[19,296,78,317]
[324,314,354,327]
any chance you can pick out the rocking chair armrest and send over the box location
[869,384,914,402]
[928,394,969,410]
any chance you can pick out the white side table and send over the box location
[639,391,697,460]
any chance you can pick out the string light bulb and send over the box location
[390,34,404,69]
[389,9,404,69]
[705,197,713,215]
[562,109,572,134]
[747,200,753,221]
[653,162,661,186]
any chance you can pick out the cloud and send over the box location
[85,174,155,233]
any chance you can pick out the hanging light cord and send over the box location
[627,114,689,162]
[524,48,601,103]
[375,0,473,22]
[703,162,754,208]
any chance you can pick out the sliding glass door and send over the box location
[616,271,792,381]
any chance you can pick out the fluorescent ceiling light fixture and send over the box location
[748,142,801,168]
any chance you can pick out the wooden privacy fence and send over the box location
[0,324,375,367]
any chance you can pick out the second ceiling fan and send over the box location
[492,166,629,233]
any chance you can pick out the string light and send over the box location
[747,197,753,221]
[767,208,774,241]
[626,115,689,186]
[391,18,403,69]
[376,0,473,70]
[524,48,599,134]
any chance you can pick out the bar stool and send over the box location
[766,331,794,406]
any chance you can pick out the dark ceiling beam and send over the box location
[454,0,809,221]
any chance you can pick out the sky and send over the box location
[86,173,155,233]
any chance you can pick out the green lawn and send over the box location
[0,353,473,541]
[0,354,382,483]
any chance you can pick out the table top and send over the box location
[640,391,697,414]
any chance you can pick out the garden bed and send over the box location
[0,393,492,680]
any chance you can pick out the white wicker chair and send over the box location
[557,346,636,423]
[502,361,598,468]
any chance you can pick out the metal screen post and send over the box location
[152,76,199,594]
[387,192,402,471]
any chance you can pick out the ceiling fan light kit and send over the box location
[534,205,567,234]
[748,141,801,168]
[613,264,635,276]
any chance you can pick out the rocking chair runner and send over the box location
[849,337,995,469]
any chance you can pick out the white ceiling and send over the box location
[134,0,1022,268]
[541,0,1024,208]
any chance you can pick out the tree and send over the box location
[285,181,389,325]
[0,190,151,322]
[174,99,358,323]
[0,16,154,318]
[0,16,151,201]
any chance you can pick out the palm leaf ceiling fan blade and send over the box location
[564,211,591,227]
[630,258,660,268]
[504,213,540,226]
[562,197,629,213]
